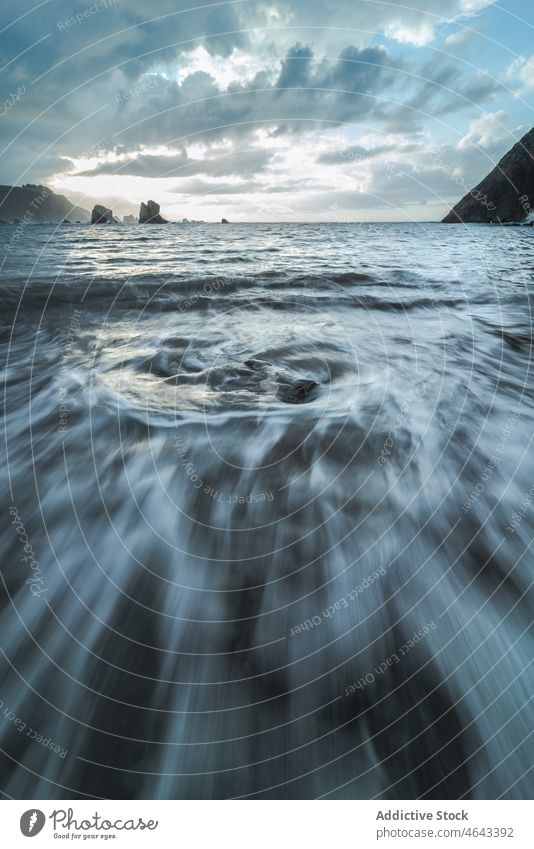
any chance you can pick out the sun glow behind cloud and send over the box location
[50,128,463,222]
[176,46,268,88]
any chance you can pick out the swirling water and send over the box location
[0,221,533,799]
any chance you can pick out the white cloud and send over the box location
[444,28,478,49]
[384,20,436,47]
[458,110,509,150]
[505,56,534,93]
[458,0,494,11]
[176,46,266,88]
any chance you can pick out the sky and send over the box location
[0,0,533,221]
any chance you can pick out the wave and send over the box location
[0,271,504,313]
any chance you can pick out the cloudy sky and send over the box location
[1,0,533,220]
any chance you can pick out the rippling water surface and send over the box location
[1,221,533,799]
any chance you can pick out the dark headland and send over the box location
[443,127,534,224]
[0,184,90,223]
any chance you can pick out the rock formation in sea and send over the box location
[443,127,534,223]
[91,204,114,224]
[123,214,136,224]
[139,200,168,223]
[221,217,229,223]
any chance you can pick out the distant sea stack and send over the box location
[91,204,114,224]
[443,127,534,224]
[0,184,90,223]
[139,200,168,224]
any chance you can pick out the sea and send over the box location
[0,221,533,798]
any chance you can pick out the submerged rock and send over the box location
[276,378,319,404]
[91,204,113,224]
[244,360,319,404]
[139,200,168,224]
[442,127,534,224]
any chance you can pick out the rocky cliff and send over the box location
[443,128,534,223]
[0,184,90,223]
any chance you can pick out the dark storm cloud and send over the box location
[108,43,402,151]
[0,0,245,86]
[403,58,502,117]
[443,71,502,113]
[275,44,314,90]
[59,42,402,184]
[79,147,274,178]
[0,0,245,181]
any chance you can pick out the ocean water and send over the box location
[0,221,533,799]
